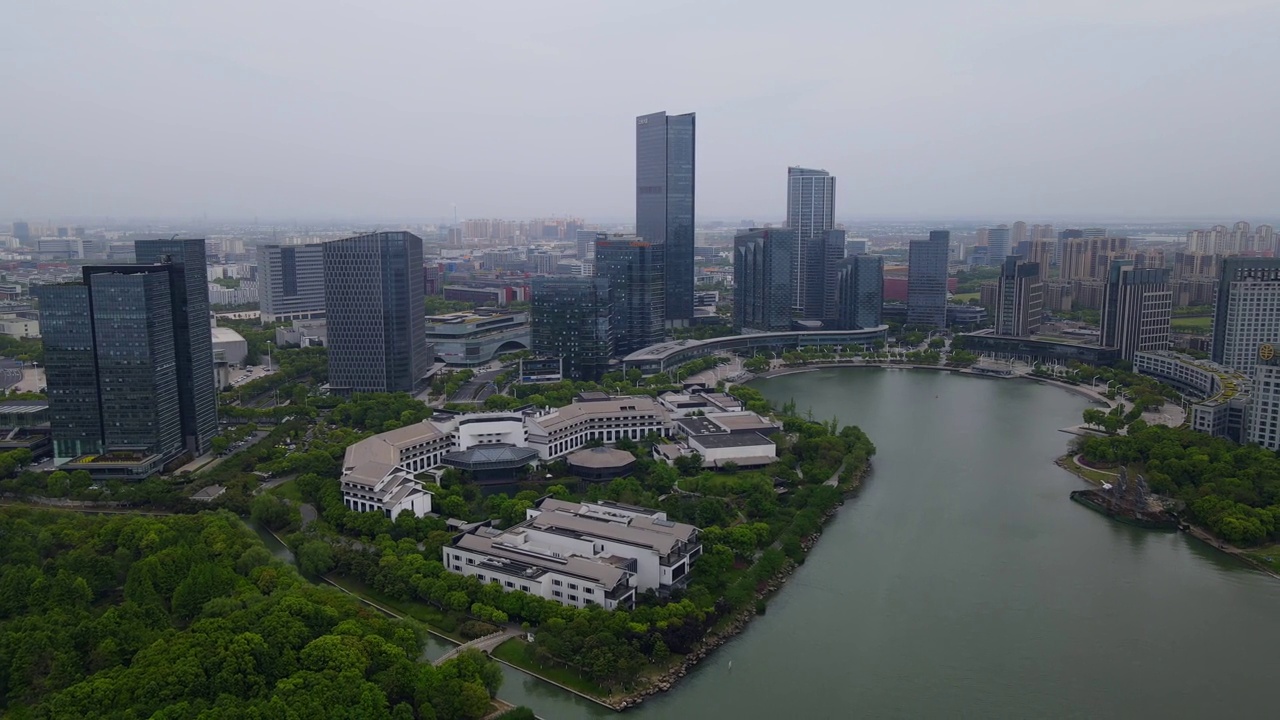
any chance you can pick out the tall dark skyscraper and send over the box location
[322,231,429,394]
[593,234,664,355]
[36,261,200,471]
[531,277,613,381]
[907,231,951,328]
[636,111,695,326]
[787,167,836,317]
[814,229,847,324]
[133,238,217,455]
[11,221,30,245]
[733,228,795,333]
[995,256,1043,337]
[1101,260,1172,362]
[835,253,884,331]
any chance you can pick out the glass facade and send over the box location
[322,232,429,394]
[133,238,217,454]
[531,277,613,381]
[36,266,185,464]
[733,228,795,333]
[836,253,884,330]
[34,284,102,461]
[593,234,665,354]
[636,111,695,324]
[787,167,836,318]
[907,231,950,328]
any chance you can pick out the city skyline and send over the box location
[4,2,1280,221]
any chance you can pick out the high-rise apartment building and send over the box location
[575,229,598,262]
[1061,236,1131,281]
[259,243,326,323]
[986,225,1011,266]
[1210,257,1280,378]
[786,167,836,318]
[733,228,795,333]
[531,277,613,381]
[1247,352,1280,451]
[995,257,1043,337]
[1082,228,1108,238]
[836,253,884,331]
[594,234,664,355]
[322,231,429,394]
[1011,221,1028,246]
[11,221,30,245]
[907,231,950,328]
[133,238,217,455]
[636,111,695,326]
[1100,260,1171,362]
[1056,228,1084,268]
[1025,240,1053,281]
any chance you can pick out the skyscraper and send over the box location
[531,277,613,381]
[786,167,836,318]
[995,257,1043,337]
[836,253,884,331]
[11,221,30,245]
[986,225,1011,266]
[36,264,195,468]
[733,228,795,333]
[259,243,326,322]
[322,231,429,394]
[594,234,664,355]
[1011,221,1028,246]
[1056,228,1084,268]
[1025,240,1053,281]
[1210,257,1280,377]
[134,238,217,455]
[636,111,695,326]
[908,231,950,328]
[1100,260,1171,362]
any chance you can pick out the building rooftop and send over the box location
[191,484,226,500]
[689,431,774,449]
[342,419,449,470]
[0,400,49,414]
[530,498,698,552]
[344,460,399,488]
[566,446,636,470]
[530,396,666,434]
[441,444,539,470]
[453,528,627,587]
[210,326,245,343]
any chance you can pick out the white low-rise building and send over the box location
[526,394,670,459]
[340,463,432,518]
[668,411,781,469]
[444,498,702,610]
[340,421,453,517]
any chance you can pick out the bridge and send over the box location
[433,627,523,666]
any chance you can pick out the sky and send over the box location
[3,0,1280,224]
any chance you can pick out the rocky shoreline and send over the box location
[607,468,867,711]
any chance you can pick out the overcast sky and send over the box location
[3,0,1279,224]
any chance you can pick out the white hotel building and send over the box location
[444,498,702,610]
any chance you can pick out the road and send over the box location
[449,367,504,404]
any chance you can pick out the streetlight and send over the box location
[1091,375,1102,388]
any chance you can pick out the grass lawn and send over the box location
[952,292,980,302]
[1059,454,1118,486]
[491,639,610,698]
[269,478,303,502]
[1243,544,1280,573]
[1171,315,1212,333]
[326,574,465,640]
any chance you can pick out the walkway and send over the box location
[434,627,523,666]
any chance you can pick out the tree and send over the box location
[1082,408,1107,430]
[296,540,334,577]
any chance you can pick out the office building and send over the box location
[845,238,870,257]
[575,228,598,261]
[1248,353,1280,450]
[995,257,1043,337]
[1100,260,1172,362]
[1135,351,1250,443]
[813,229,846,323]
[259,243,326,322]
[424,310,531,366]
[733,228,795,333]
[11,221,30,245]
[594,234,665,354]
[133,238,218,455]
[531,277,612,381]
[636,111,695,326]
[986,225,1011,266]
[36,266,186,473]
[908,231,950,328]
[322,231,430,394]
[787,167,836,317]
[835,253,884,330]
[1210,257,1280,378]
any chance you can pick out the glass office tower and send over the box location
[733,228,795,333]
[322,231,430,394]
[134,238,217,454]
[907,230,950,328]
[531,277,613,381]
[636,111,695,326]
[836,253,884,330]
[593,234,665,355]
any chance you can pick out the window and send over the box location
[476,574,485,581]
[520,585,530,592]
[466,558,475,565]
[552,579,563,586]
[569,594,578,603]
[552,590,563,598]
[505,581,514,588]
[568,583,578,590]
[583,587,594,595]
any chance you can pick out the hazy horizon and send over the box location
[4,1,1279,222]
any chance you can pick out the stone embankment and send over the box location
[608,468,866,711]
